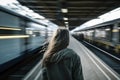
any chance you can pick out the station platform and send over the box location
[23,36,120,80]
[69,37,120,80]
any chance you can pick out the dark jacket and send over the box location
[46,48,84,80]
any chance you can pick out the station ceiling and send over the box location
[18,0,120,30]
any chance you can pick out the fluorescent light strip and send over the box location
[63,17,68,20]
[105,28,110,31]
[0,35,29,39]
[65,22,68,24]
[112,29,119,32]
[61,8,68,13]
[0,27,21,31]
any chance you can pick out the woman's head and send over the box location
[42,28,69,66]
[49,28,69,52]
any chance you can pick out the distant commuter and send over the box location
[41,28,84,80]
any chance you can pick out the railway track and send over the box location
[81,41,120,75]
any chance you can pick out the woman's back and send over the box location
[45,48,84,80]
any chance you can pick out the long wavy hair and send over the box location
[42,28,69,66]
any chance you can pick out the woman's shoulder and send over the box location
[64,48,80,59]
[66,48,78,54]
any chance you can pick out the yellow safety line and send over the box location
[0,35,29,39]
[0,27,21,31]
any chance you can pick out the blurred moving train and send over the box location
[0,6,49,72]
[73,18,120,57]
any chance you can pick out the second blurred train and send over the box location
[73,18,120,57]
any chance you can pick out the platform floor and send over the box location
[23,36,120,80]
[68,37,120,80]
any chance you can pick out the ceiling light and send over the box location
[63,17,68,20]
[105,28,110,31]
[65,22,68,24]
[61,8,68,13]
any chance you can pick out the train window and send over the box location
[94,28,106,39]
[26,22,47,37]
[94,26,112,41]
[105,28,111,40]
[85,30,94,39]
[105,27,112,41]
